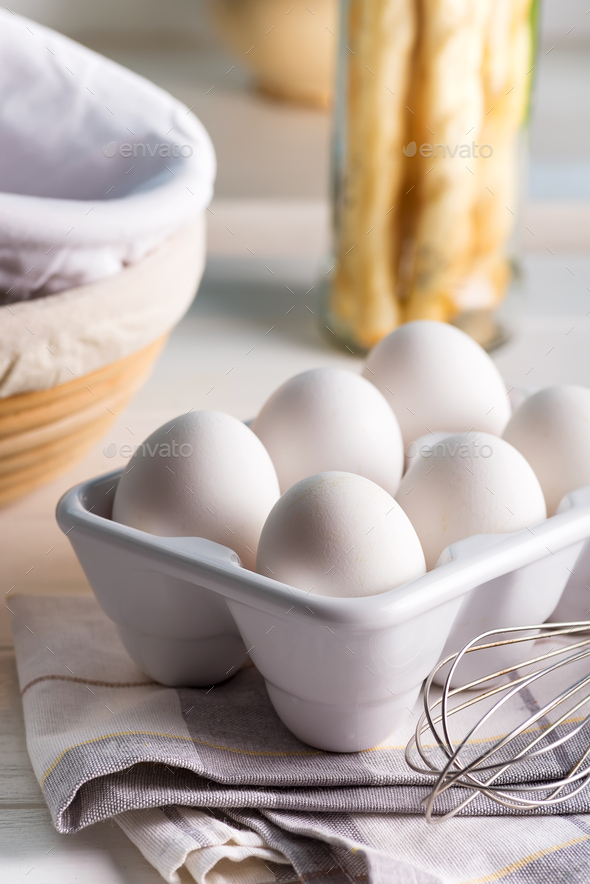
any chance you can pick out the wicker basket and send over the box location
[0,336,166,507]
[0,14,214,506]
[0,214,207,507]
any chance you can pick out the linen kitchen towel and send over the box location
[11,595,590,883]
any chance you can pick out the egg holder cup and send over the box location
[56,470,590,752]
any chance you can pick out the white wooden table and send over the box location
[2,247,590,880]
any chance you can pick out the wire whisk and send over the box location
[405,622,590,823]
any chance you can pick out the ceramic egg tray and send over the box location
[57,471,590,752]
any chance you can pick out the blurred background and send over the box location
[4,0,590,501]
[8,0,590,290]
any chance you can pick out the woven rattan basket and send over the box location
[0,216,207,506]
[0,336,167,507]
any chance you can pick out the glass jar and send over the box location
[323,0,538,354]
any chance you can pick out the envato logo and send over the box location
[405,439,493,460]
[103,441,193,459]
[402,141,493,159]
[103,141,193,159]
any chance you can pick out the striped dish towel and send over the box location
[10,595,590,884]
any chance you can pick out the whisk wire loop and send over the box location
[405,622,590,822]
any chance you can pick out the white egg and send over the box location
[396,432,547,569]
[363,320,511,446]
[503,385,590,516]
[256,471,426,597]
[251,367,404,495]
[112,410,280,570]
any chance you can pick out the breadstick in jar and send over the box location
[330,0,416,349]
[460,0,533,312]
[404,0,492,322]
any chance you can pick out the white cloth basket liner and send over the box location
[0,10,215,302]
